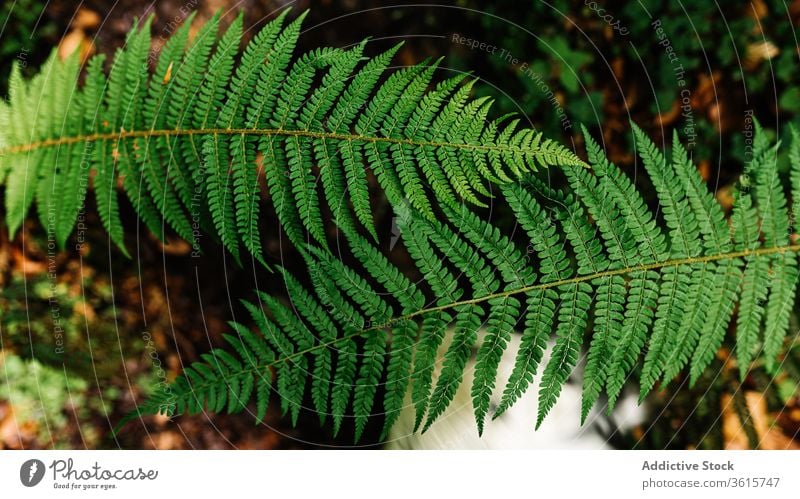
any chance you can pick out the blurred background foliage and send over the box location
[0,0,799,449]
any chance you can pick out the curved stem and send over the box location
[0,127,586,165]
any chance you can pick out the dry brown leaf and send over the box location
[697,160,711,182]
[156,236,192,256]
[721,392,800,450]
[152,430,183,450]
[744,41,780,70]
[0,403,38,449]
[656,99,681,127]
[749,0,768,21]
[11,247,46,276]
[58,29,95,63]
[73,8,101,30]
[715,184,735,211]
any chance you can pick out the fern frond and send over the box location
[0,9,584,264]
[118,120,800,441]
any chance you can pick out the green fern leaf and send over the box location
[471,296,519,434]
[353,330,387,442]
[537,282,591,427]
[381,319,418,439]
[423,304,482,432]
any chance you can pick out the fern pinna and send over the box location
[2,10,800,441]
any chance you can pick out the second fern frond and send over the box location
[127,123,800,441]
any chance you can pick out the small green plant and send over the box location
[1,9,798,443]
[0,270,144,448]
[0,353,88,447]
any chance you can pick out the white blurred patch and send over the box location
[386,330,646,449]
